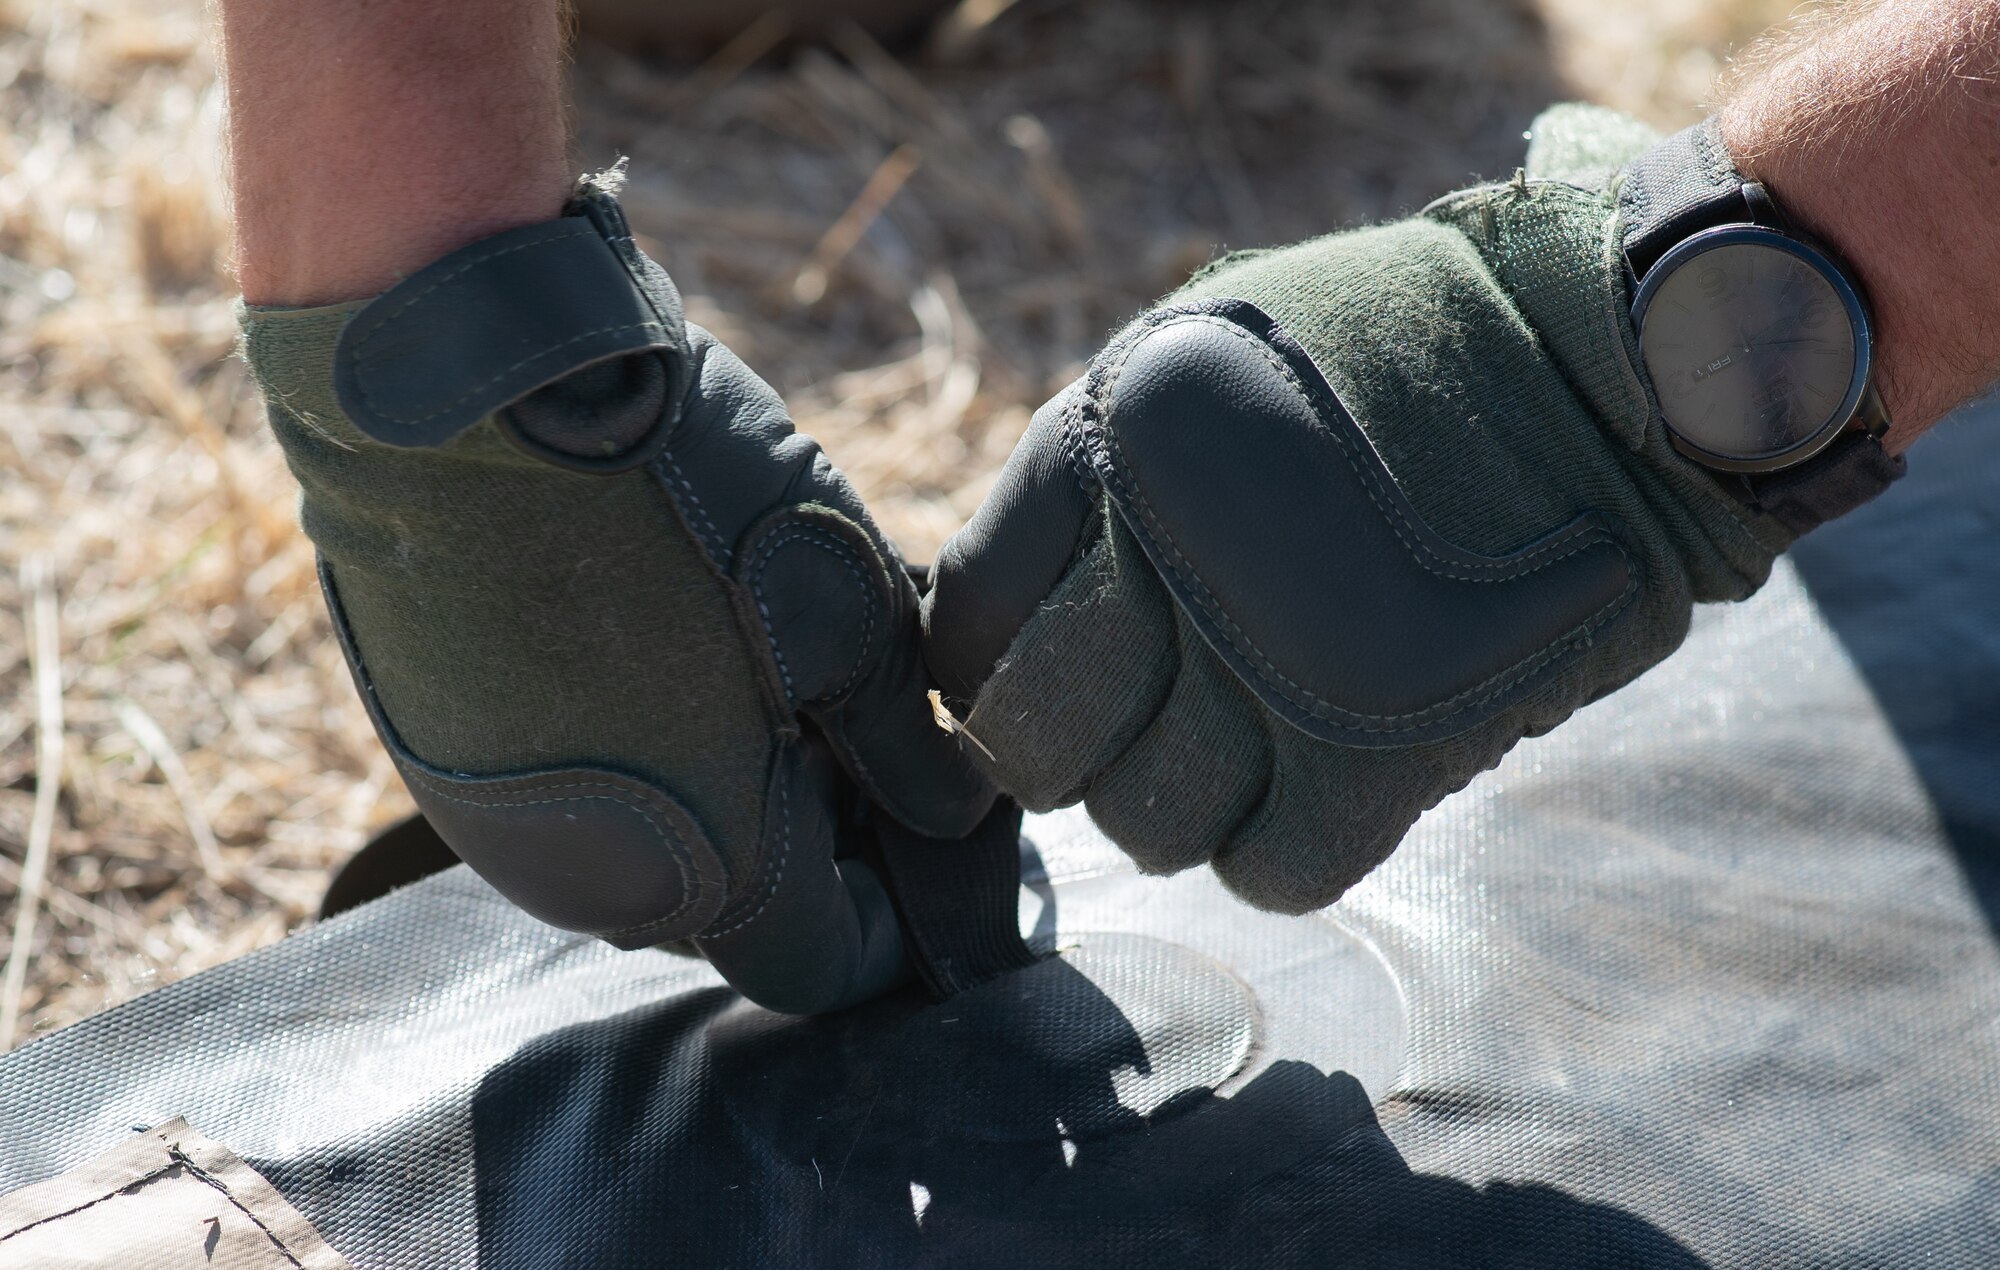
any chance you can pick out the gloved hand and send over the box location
[243,172,993,1013]
[922,105,1806,914]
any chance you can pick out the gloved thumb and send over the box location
[734,500,996,840]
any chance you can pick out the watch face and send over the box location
[1632,225,1870,473]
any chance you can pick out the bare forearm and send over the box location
[214,0,572,306]
[1720,0,2000,446]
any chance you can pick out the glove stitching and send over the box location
[1089,313,1620,585]
[737,520,910,843]
[1450,184,1776,588]
[1059,385,1097,500]
[1089,310,1636,733]
[744,523,879,707]
[1147,315,1615,577]
[342,226,668,428]
[349,228,594,343]
[832,730,890,814]
[701,758,789,939]
[653,449,732,567]
[1101,312,1615,578]
[398,769,704,928]
[1100,347,1633,730]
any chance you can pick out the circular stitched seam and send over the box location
[745,524,880,708]
[1085,310,1638,732]
[399,770,703,928]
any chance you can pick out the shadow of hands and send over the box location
[472,952,1705,1268]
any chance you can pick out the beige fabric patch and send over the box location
[0,1118,354,1270]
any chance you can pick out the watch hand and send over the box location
[1745,313,1809,345]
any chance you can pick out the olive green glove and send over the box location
[244,175,992,1012]
[922,106,1805,914]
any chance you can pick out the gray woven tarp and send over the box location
[1,403,1996,1267]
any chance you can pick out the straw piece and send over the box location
[117,331,294,554]
[115,698,231,885]
[791,143,924,306]
[675,11,792,109]
[0,851,139,946]
[926,0,1023,62]
[927,688,994,762]
[1,555,63,1050]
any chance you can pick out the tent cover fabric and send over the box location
[2,405,1997,1268]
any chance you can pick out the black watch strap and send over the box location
[1741,429,1906,536]
[1618,117,1752,280]
[1617,117,1906,528]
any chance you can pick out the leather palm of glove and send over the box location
[242,173,993,1013]
[922,105,1795,915]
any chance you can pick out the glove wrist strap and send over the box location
[331,185,691,472]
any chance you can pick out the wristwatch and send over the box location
[1617,119,1904,531]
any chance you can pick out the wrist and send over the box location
[1718,118,1939,446]
[232,160,572,308]
[1717,0,2000,445]
[218,0,571,307]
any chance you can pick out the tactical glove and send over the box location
[922,105,1866,914]
[244,174,992,1013]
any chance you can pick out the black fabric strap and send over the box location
[332,201,687,456]
[1617,117,1751,281]
[872,797,1038,1000]
[1751,431,1908,537]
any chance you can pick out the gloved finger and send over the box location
[923,381,1097,704]
[693,739,911,1015]
[1084,624,1272,876]
[958,521,1177,812]
[733,501,994,840]
[806,593,997,839]
[672,327,996,840]
[1210,737,1446,916]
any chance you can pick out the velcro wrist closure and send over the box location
[332,209,687,457]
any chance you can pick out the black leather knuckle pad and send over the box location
[733,504,896,710]
[333,191,689,471]
[397,764,726,951]
[320,565,728,948]
[1084,299,1638,747]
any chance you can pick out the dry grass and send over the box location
[0,0,1798,1048]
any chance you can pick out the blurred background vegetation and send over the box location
[0,0,1798,1046]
